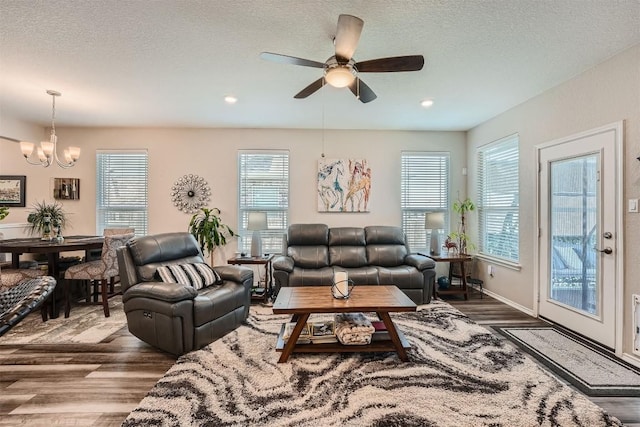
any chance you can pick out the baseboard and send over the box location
[482,288,535,317]
[622,353,640,369]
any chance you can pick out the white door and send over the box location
[538,124,620,348]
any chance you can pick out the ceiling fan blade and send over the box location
[260,52,324,68]
[348,78,377,103]
[334,14,364,61]
[294,78,325,99]
[356,55,425,72]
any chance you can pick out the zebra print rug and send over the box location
[123,300,621,426]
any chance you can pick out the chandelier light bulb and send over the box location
[20,141,34,157]
[41,140,54,156]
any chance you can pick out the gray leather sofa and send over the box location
[117,232,253,356]
[272,224,436,304]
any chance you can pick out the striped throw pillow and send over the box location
[155,263,222,290]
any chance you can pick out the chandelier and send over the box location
[20,90,80,168]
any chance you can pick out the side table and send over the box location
[227,254,274,303]
[422,253,473,300]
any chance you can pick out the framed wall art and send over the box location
[53,178,80,200]
[0,175,26,207]
[317,158,371,212]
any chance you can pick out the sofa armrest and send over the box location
[272,255,294,273]
[213,265,253,283]
[405,253,436,270]
[122,281,197,304]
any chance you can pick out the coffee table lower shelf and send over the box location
[275,324,411,355]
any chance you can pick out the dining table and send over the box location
[0,235,104,318]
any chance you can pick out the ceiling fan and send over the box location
[260,14,424,103]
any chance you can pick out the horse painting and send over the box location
[317,158,371,212]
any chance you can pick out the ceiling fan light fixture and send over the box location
[421,99,434,108]
[325,66,356,88]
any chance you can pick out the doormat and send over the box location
[496,326,640,396]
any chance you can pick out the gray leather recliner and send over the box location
[273,224,436,305]
[117,232,253,356]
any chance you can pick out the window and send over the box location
[238,150,289,255]
[96,150,148,236]
[401,152,450,253]
[477,134,519,262]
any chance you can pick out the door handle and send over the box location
[593,246,613,254]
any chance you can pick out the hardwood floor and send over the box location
[1,292,638,426]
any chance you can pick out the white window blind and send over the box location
[96,150,148,236]
[477,135,519,262]
[238,151,289,255]
[401,152,450,253]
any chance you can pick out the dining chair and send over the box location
[63,233,134,317]
[103,228,134,293]
[104,228,135,236]
[86,228,135,293]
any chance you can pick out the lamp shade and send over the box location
[247,212,268,231]
[425,212,445,230]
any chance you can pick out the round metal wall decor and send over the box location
[171,174,211,213]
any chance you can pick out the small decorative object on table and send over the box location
[334,312,375,345]
[442,236,458,254]
[41,215,52,241]
[331,271,354,299]
[26,200,67,241]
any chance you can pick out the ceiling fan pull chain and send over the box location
[357,77,360,99]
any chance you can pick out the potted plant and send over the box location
[448,197,475,255]
[27,200,67,240]
[188,207,235,266]
[0,207,8,221]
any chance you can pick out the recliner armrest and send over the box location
[122,281,197,304]
[213,265,253,283]
[404,254,436,270]
[272,256,294,273]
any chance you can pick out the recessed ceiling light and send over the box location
[420,99,434,108]
[224,95,238,104]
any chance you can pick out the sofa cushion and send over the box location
[329,246,368,267]
[287,224,328,246]
[364,226,406,245]
[156,263,222,290]
[366,245,408,267]
[329,227,366,246]
[193,281,246,326]
[288,246,329,268]
[288,266,335,287]
[377,266,424,289]
[336,266,379,285]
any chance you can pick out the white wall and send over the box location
[0,127,466,265]
[467,44,640,354]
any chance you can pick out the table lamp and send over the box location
[247,212,268,257]
[425,212,445,255]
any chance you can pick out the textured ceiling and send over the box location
[1,0,639,132]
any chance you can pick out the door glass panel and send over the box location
[549,155,598,315]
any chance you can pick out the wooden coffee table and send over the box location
[272,285,417,363]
